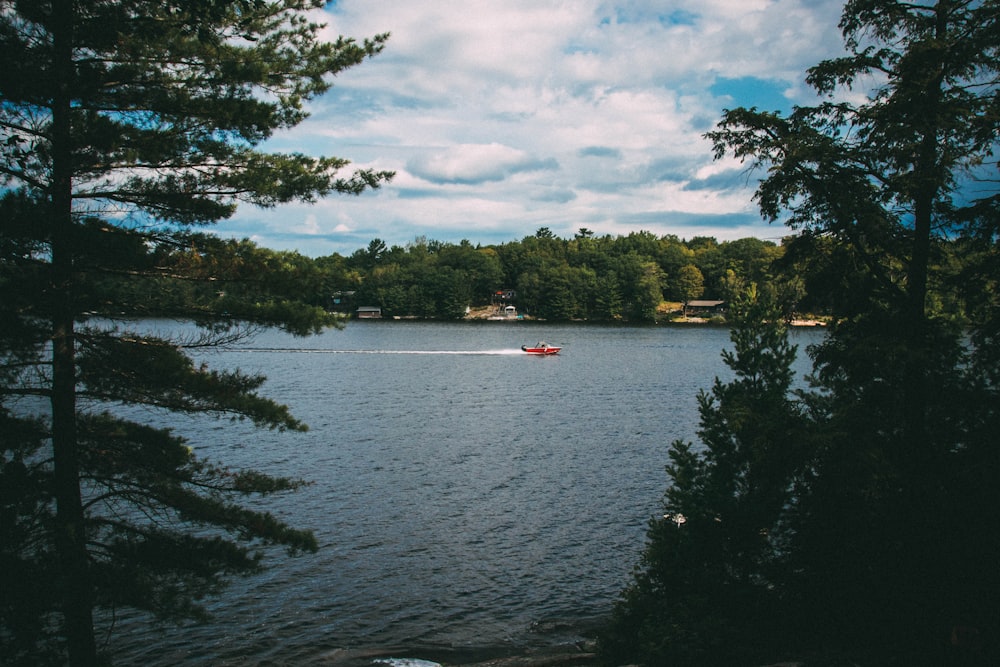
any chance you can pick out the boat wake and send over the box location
[235,348,526,355]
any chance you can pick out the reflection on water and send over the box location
[105,321,823,666]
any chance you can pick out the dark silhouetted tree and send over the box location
[0,1,391,664]
[599,286,806,666]
[606,1,999,664]
[704,0,1000,661]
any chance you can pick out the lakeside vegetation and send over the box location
[151,227,979,326]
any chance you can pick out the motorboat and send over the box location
[521,341,560,355]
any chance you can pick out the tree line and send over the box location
[201,231,779,322]
[188,225,977,325]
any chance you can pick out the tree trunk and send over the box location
[901,2,948,465]
[51,0,98,663]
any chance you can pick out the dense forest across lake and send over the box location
[140,227,977,324]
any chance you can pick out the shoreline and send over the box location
[436,305,830,327]
[315,618,606,667]
[318,643,599,667]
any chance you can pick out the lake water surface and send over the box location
[107,320,824,666]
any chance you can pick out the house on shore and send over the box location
[685,300,726,317]
[356,306,382,319]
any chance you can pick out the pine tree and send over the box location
[0,1,391,664]
[599,287,806,665]
[706,0,1000,661]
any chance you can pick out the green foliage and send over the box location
[78,411,318,610]
[673,264,705,310]
[0,411,62,667]
[782,310,991,663]
[0,1,388,664]
[76,328,306,430]
[599,287,806,666]
[605,1,1000,664]
[329,232,785,321]
[310,224,990,323]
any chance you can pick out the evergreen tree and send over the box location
[599,287,806,666]
[705,0,1000,662]
[606,1,999,663]
[707,0,999,446]
[0,1,391,664]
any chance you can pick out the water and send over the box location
[105,321,824,665]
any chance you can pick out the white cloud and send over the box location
[296,214,321,235]
[408,143,558,184]
[222,0,851,255]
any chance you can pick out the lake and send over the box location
[106,320,825,666]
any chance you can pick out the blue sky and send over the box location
[216,0,850,257]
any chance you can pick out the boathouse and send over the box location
[356,306,382,319]
[686,300,726,316]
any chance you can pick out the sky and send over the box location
[215,0,853,257]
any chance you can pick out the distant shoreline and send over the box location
[373,314,829,327]
[455,305,829,327]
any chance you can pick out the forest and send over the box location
[323,230,783,322]
[153,227,975,325]
[115,229,782,323]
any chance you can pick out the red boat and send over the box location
[521,341,561,355]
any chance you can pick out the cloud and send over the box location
[221,1,851,256]
[407,143,559,184]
